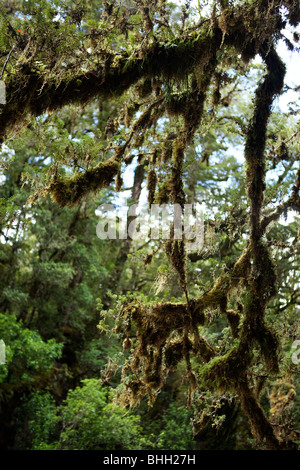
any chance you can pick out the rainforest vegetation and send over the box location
[0,0,299,451]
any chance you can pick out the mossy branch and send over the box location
[245,45,285,242]
[0,0,294,141]
[49,155,121,207]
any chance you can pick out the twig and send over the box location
[0,45,15,80]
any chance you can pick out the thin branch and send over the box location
[0,45,15,80]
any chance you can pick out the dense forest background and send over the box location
[0,0,299,451]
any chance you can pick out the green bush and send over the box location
[56,379,150,450]
[154,403,196,450]
[0,313,62,385]
[14,390,58,450]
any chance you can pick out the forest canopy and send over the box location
[0,0,299,451]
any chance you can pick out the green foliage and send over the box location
[155,403,196,450]
[0,313,62,386]
[54,379,150,450]
[14,390,58,450]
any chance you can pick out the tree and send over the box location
[0,0,299,450]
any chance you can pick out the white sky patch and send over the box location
[275,28,300,112]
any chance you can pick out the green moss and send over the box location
[155,181,170,204]
[115,170,123,192]
[147,168,157,206]
[194,333,216,363]
[50,156,120,207]
[253,240,277,300]
[172,138,185,167]
[161,141,173,164]
[198,275,231,309]
[199,344,252,392]
[244,47,285,241]
[226,310,241,339]
[253,320,280,373]
[164,338,191,369]
[165,239,187,293]
[166,139,186,208]
[135,78,153,99]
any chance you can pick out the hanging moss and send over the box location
[188,249,250,321]
[165,91,191,117]
[168,139,186,208]
[115,170,123,192]
[118,301,192,349]
[165,239,187,293]
[248,318,280,374]
[164,337,192,369]
[172,138,185,167]
[118,379,150,409]
[144,346,164,390]
[194,332,216,363]
[165,87,206,140]
[241,39,259,63]
[116,297,211,406]
[135,78,153,99]
[155,180,170,204]
[226,310,241,339]
[132,106,153,133]
[253,240,277,300]
[211,74,221,107]
[124,102,140,128]
[161,141,173,164]
[147,168,157,206]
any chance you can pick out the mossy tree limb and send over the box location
[0,0,296,142]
